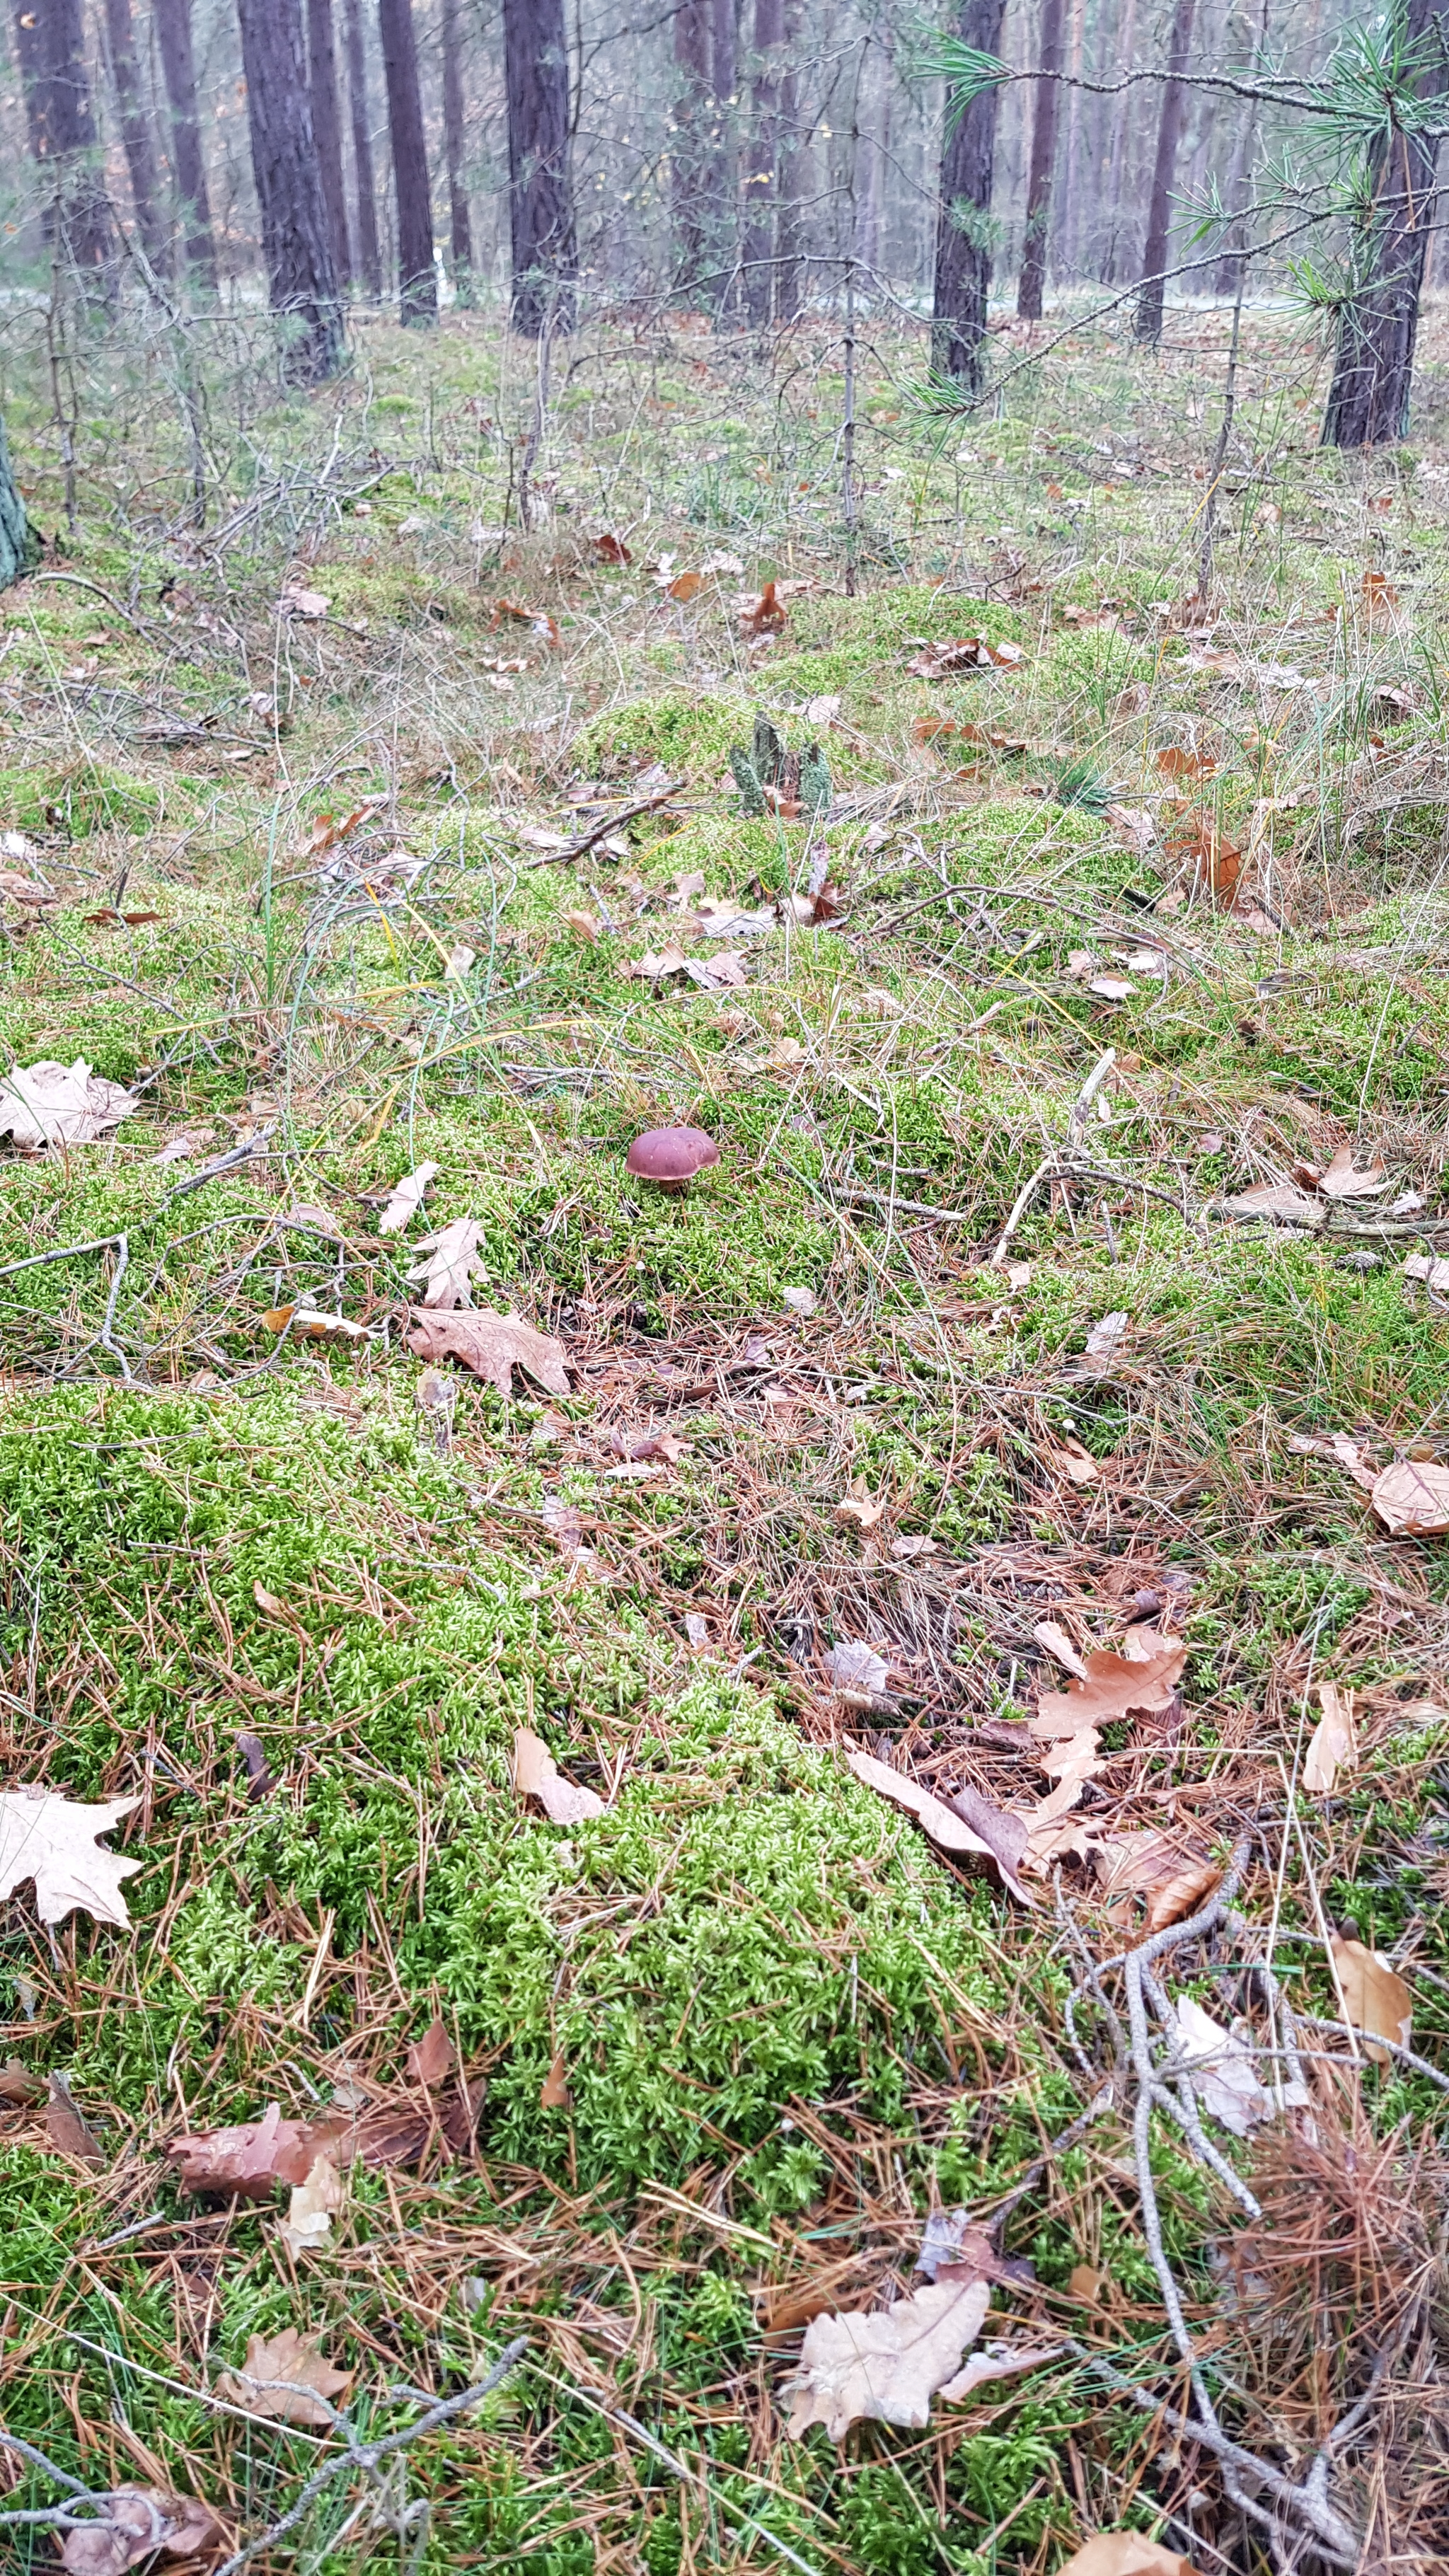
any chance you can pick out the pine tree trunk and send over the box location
[0,415,35,588]
[441,0,474,301]
[1101,0,1136,280]
[30,0,115,289]
[1017,0,1066,317]
[775,0,804,315]
[102,0,171,277]
[742,0,783,325]
[236,0,345,378]
[1323,0,1448,444]
[932,0,1008,388]
[342,0,383,296]
[502,0,578,335]
[673,0,712,290]
[1133,0,1195,343]
[308,0,352,287]
[708,0,737,304]
[153,0,219,287]
[379,0,437,323]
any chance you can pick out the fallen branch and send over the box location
[525,778,686,867]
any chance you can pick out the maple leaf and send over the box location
[513,1725,606,1823]
[0,1789,143,1928]
[405,1307,570,1397]
[405,1218,488,1308]
[59,2486,225,2576]
[216,2327,353,2427]
[783,2272,991,2439]
[0,1060,139,1153]
[377,1160,439,1235]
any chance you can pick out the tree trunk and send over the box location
[673,0,712,291]
[932,0,1008,388]
[13,2,45,164]
[308,0,352,287]
[378,0,437,323]
[28,0,115,288]
[236,0,345,378]
[708,0,737,304]
[153,0,219,286]
[502,0,578,335]
[102,0,171,277]
[742,0,783,325]
[1322,0,1448,443]
[1017,0,1066,316]
[0,415,35,588]
[775,0,804,315]
[342,0,383,296]
[1133,0,1195,342]
[441,0,474,301]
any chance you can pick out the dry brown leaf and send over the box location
[1304,1682,1357,1794]
[1317,1142,1389,1200]
[591,531,632,565]
[277,2152,345,2256]
[405,1218,488,1308]
[405,1307,570,1397]
[825,1641,894,1697]
[843,1747,1034,1904]
[563,908,600,941]
[1033,1619,1090,1679]
[937,2341,1061,2402]
[513,1725,606,1823]
[59,2485,225,2576]
[47,2072,104,2164]
[1051,1436,1100,1484]
[667,570,704,601]
[167,2101,344,2199]
[906,635,1024,678]
[541,2050,571,2108]
[1057,2538,1199,2576]
[405,2016,457,2087]
[0,1789,143,1929]
[1223,1181,1324,1227]
[835,1483,886,1531]
[0,1058,139,1153]
[377,1161,439,1235]
[260,1305,366,1343]
[783,2273,991,2439]
[1068,2264,1106,2304]
[279,584,328,620]
[216,2327,353,2427]
[0,2058,43,2105]
[1097,1832,1221,1931]
[1032,1644,1185,1738]
[1330,1935,1412,2062]
[1370,1459,1449,1535]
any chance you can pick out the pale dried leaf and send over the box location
[0,1789,143,1929]
[216,2328,353,2427]
[47,2072,104,2163]
[1223,1181,1324,1228]
[1317,1142,1389,1200]
[514,1726,606,1823]
[59,2485,225,2576]
[378,1161,439,1235]
[1052,1436,1099,1484]
[1173,1996,1274,2135]
[1330,1935,1412,2060]
[1370,1459,1449,1536]
[1032,1644,1185,1739]
[629,944,689,980]
[1057,2538,1198,2576]
[843,1748,1034,1903]
[1088,976,1133,1000]
[891,1534,937,1559]
[1304,1682,1357,1794]
[405,1307,570,1397]
[825,1641,892,1694]
[1403,1252,1449,1293]
[1332,1431,1378,1489]
[1083,1310,1131,1368]
[1034,1620,1090,1679]
[279,585,329,620]
[405,2016,456,2086]
[0,1058,139,1152]
[277,2152,345,2256]
[405,1218,488,1308]
[541,2050,570,2107]
[783,2274,991,2439]
[937,2341,1062,2402]
[563,908,600,941]
[834,1488,886,1532]
[1097,1832,1220,1931]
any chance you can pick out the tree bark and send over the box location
[153,0,219,286]
[1102,0,1137,280]
[502,0,577,335]
[25,0,115,287]
[1133,0,1195,342]
[379,0,436,323]
[342,0,383,296]
[1017,0,1066,316]
[775,0,804,316]
[673,0,712,290]
[709,0,737,301]
[1322,0,1448,444]
[308,0,353,287]
[0,415,35,588]
[102,0,171,277]
[441,0,474,300]
[742,0,783,324]
[236,0,345,378]
[932,0,1008,388]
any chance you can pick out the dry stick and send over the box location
[525,778,687,868]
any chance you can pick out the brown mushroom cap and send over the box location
[625,1126,720,1182]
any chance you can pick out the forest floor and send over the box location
[0,286,1448,2576]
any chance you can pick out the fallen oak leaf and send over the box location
[405,1216,488,1308]
[0,1058,139,1152]
[1329,1934,1412,2063]
[166,2101,345,2199]
[1223,1180,1325,1228]
[377,1160,439,1235]
[843,1746,1035,1905]
[1032,1643,1185,1738]
[937,2340,1062,2403]
[513,1725,606,1823]
[1317,1142,1389,1200]
[1368,1458,1449,1536]
[59,2486,226,2576]
[216,2328,353,2427]
[783,2272,991,2439]
[405,1307,570,1397]
[1097,1833,1222,1933]
[1303,1681,1357,1794]
[0,1788,143,1929]
[405,2016,456,2086]
[1058,2539,1201,2576]
[277,2152,345,2257]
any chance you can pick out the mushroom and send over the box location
[625,1126,720,1192]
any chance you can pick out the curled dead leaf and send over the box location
[216,2327,353,2427]
[59,2486,225,2576]
[513,1725,606,1823]
[1304,1682,1357,1794]
[1330,1934,1412,2063]
[844,1746,1034,1905]
[1369,1459,1449,1536]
